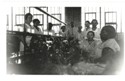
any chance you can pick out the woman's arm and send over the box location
[101,47,118,75]
[94,47,114,63]
[101,47,114,62]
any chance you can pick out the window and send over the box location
[85,12,96,22]
[105,12,117,30]
[15,14,24,26]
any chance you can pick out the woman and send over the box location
[59,26,68,38]
[23,13,33,33]
[95,25,120,59]
[33,19,43,34]
[75,26,84,41]
[79,31,98,61]
[95,25,120,74]
[44,23,55,36]
[91,19,101,40]
[19,13,33,54]
[83,21,91,39]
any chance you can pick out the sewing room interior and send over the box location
[6,6,124,75]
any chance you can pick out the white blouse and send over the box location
[95,38,120,59]
[33,27,43,34]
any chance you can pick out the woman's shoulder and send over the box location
[104,39,118,46]
[103,38,120,53]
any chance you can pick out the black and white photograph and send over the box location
[0,0,125,81]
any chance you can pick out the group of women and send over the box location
[19,12,121,75]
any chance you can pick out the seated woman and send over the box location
[79,31,99,61]
[33,19,43,34]
[95,25,120,74]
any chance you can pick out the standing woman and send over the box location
[75,26,84,41]
[19,13,33,54]
[83,21,91,39]
[91,19,101,40]
[24,13,33,33]
[46,23,55,36]
[33,19,43,34]
[59,26,68,38]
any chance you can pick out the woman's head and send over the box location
[78,26,82,32]
[87,31,95,40]
[25,13,33,24]
[33,19,40,27]
[100,25,116,42]
[91,19,98,26]
[85,21,90,28]
[47,23,53,31]
[61,26,66,32]
[91,19,98,30]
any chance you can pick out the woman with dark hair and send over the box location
[67,22,78,39]
[91,19,98,31]
[19,13,33,54]
[47,23,53,31]
[83,21,91,39]
[44,23,55,36]
[100,25,116,42]
[79,31,98,61]
[23,13,33,33]
[95,25,120,74]
[59,26,68,38]
[91,19,101,40]
[33,19,43,34]
[75,26,84,41]
[96,25,120,57]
